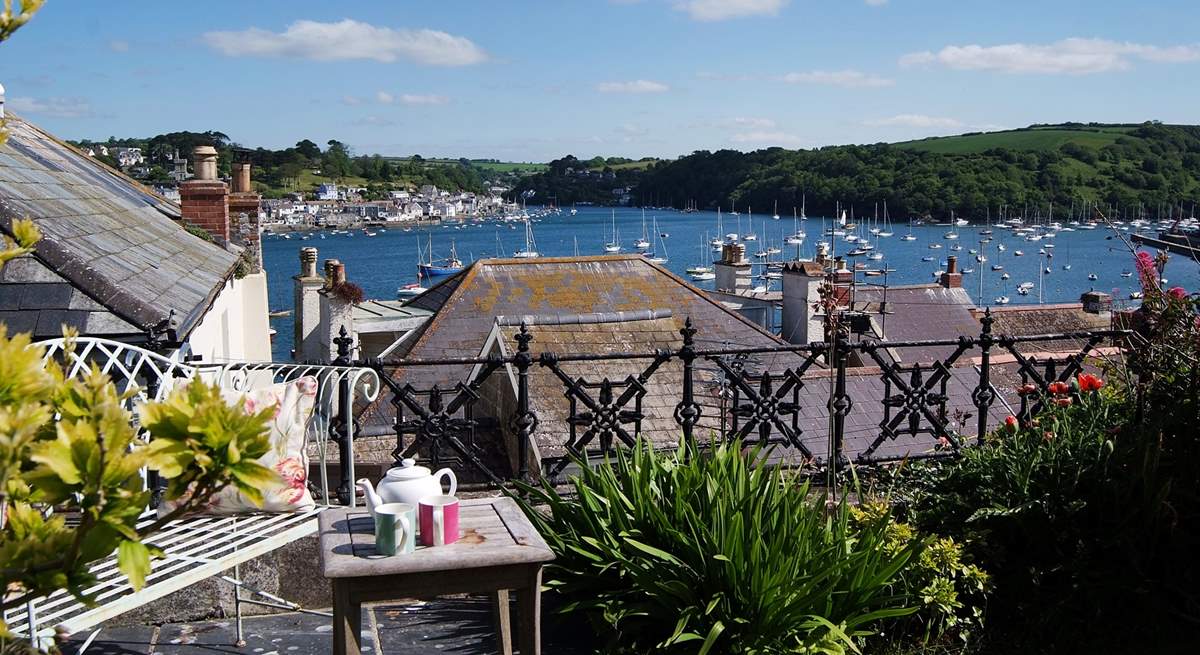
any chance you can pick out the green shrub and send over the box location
[518,439,927,654]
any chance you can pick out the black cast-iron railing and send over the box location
[328,310,1128,491]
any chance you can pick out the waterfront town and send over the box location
[2,2,1200,654]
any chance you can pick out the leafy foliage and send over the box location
[518,439,928,654]
[633,122,1200,219]
[0,331,279,631]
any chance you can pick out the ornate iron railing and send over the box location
[340,311,1128,490]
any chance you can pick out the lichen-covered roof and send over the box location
[392,255,796,389]
[0,113,238,341]
[985,303,1113,354]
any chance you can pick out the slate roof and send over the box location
[390,255,800,389]
[492,315,725,461]
[851,284,980,365]
[984,303,1113,354]
[0,113,239,341]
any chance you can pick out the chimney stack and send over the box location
[1080,290,1112,314]
[228,162,262,272]
[319,259,355,362]
[179,146,229,243]
[292,247,324,361]
[939,255,963,288]
[714,242,753,292]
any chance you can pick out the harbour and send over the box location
[261,205,1194,360]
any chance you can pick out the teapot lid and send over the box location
[385,458,431,481]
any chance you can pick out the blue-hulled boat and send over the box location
[418,238,464,278]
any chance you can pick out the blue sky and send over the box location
[3,0,1199,161]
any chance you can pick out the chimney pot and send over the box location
[947,256,958,274]
[233,163,252,193]
[192,145,219,181]
[300,247,318,278]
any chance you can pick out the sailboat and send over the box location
[786,198,806,245]
[901,213,918,241]
[604,210,622,253]
[772,200,781,221]
[513,218,539,258]
[646,217,669,263]
[634,209,651,250]
[743,207,758,241]
[569,202,578,216]
[878,201,894,237]
[417,235,464,278]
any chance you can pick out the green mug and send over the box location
[374,502,416,555]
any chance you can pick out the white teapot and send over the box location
[356,458,457,516]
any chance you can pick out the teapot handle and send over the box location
[433,468,458,497]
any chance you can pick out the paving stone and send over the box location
[62,625,154,654]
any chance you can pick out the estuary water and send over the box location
[262,206,1197,361]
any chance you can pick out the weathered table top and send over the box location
[318,497,554,579]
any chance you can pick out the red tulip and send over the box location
[1016,383,1038,396]
[1047,381,1070,396]
[1054,397,1073,408]
[1004,415,1018,431]
[1077,373,1104,393]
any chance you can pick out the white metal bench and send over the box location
[5,338,380,649]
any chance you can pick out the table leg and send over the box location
[517,567,542,655]
[332,581,362,655]
[490,589,513,655]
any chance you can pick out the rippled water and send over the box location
[262,206,1198,361]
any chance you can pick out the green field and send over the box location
[895,126,1136,154]
[422,158,548,173]
[596,159,660,171]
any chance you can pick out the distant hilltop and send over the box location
[514,121,1200,220]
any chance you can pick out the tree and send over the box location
[294,139,321,161]
[322,140,353,181]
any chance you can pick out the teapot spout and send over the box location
[356,478,383,516]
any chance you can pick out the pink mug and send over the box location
[419,495,459,546]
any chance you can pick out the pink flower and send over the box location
[275,456,307,486]
[1168,286,1188,300]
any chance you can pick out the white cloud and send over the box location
[342,95,363,106]
[202,19,488,66]
[900,38,1200,75]
[353,115,397,127]
[729,117,776,128]
[731,130,807,147]
[596,79,669,93]
[865,0,888,5]
[674,0,787,21]
[779,70,894,88]
[864,114,964,128]
[8,96,94,118]
[108,39,130,52]
[400,94,449,105]
[376,91,395,104]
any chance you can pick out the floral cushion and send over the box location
[158,376,319,516]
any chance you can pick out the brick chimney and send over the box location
[939,256,963,288]
[228,162,262,271]
[179,145,229,244]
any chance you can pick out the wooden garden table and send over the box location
[318,497,555,655]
